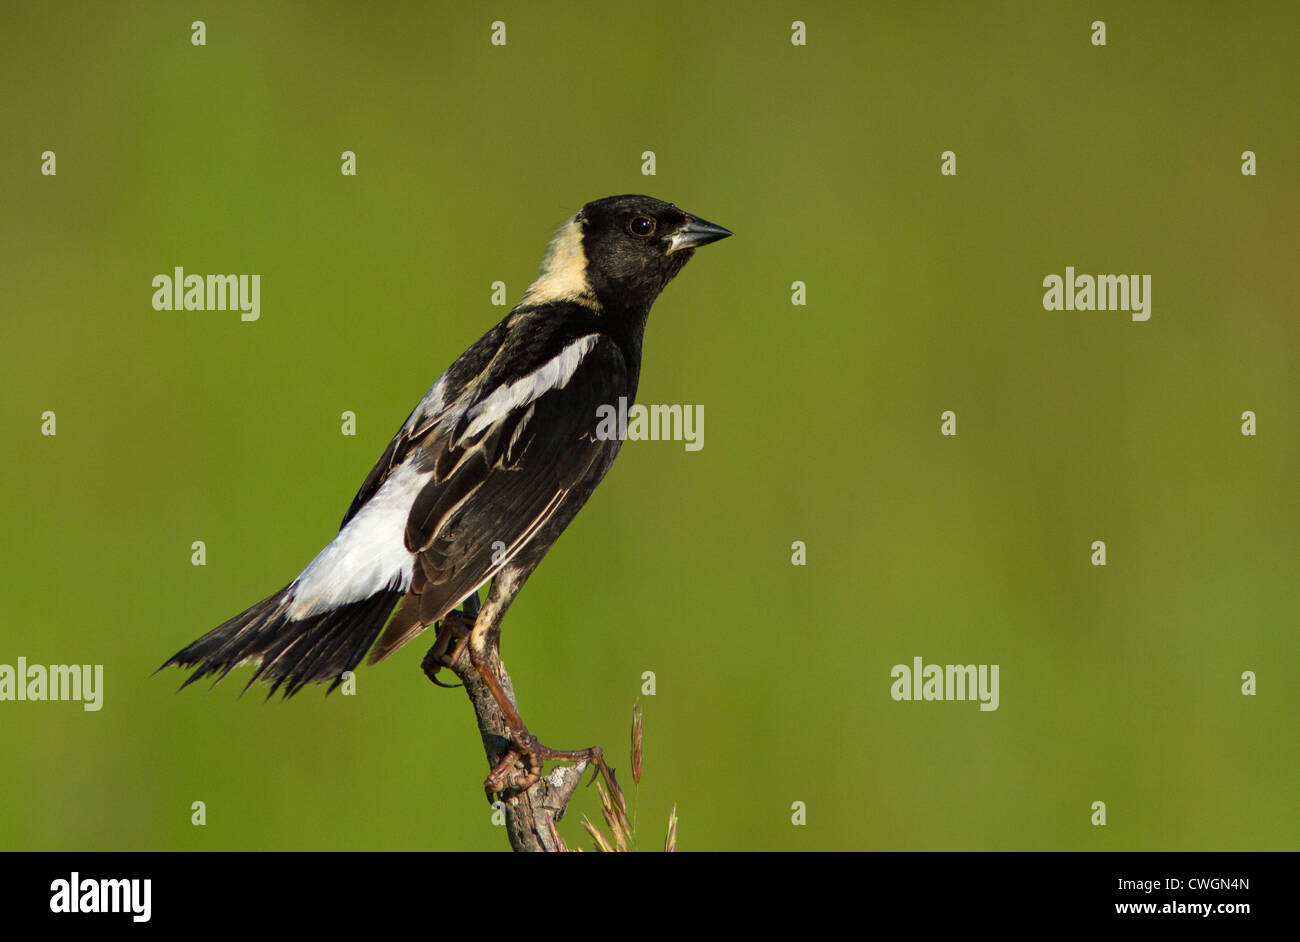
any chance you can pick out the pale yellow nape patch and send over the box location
[521,215,600,311]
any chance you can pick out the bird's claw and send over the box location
[482,733,609,803]
[420,601,478,688]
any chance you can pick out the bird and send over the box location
[161,194,732,794]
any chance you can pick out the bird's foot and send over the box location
[484,732,612,802]
[420,595,480,688]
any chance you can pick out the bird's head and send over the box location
[522,195,732,316]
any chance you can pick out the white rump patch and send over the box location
[521,216,599,309]
[286,461,430,618]
[460,335,598,441]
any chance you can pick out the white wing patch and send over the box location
[286,461,431,618]
[459,334,598,442]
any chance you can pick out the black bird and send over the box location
[162,194,731,793]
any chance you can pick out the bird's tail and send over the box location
[160,583,403,698]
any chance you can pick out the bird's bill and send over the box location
[666,214,733,254]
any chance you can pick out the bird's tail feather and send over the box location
[160,582,403,698]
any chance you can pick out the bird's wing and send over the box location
[367,331,629,662]
[339,317,513,530]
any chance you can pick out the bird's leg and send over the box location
[420,592,481,688]
[467,641,612,800]
[444,576,612,799]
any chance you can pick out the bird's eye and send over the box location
[628,216,656,237]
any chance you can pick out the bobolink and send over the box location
[162,194,731,792]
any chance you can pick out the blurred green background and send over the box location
[2,1,1296,851]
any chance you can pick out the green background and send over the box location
[2,1,1296,851]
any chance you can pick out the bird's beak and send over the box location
[666,214,733,254]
